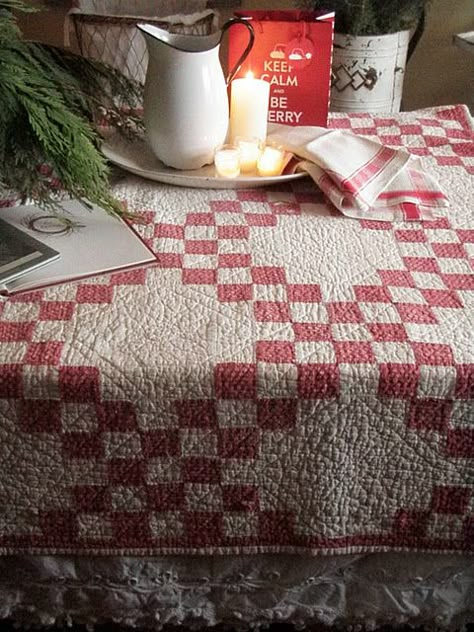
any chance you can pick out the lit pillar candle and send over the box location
[257,144,285,177]
[214,144,240,178]
[229,72,270,144]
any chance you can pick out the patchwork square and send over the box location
[215,363,257,399]
[111,486,146,511]
[222,485,259,512]
[217,267,252,285]
[254,301,291,322]
[185,483,222,511]
[78,514,113,539]
[431,486,471,514]
[218,427,260,459]
[182,457,221,484]
[257,362,298,398]
[407,399,453,431]
[180,429,218,456]
[104,432,142,459]
[150,511,184,538]
[216,400,257,428]
[298,364,339,398]
[218,284,253,302]
[257,399,297,430]
[256,341,295,363]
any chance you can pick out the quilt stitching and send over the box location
[0,106,472,554]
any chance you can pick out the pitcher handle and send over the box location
[221,17,255,86]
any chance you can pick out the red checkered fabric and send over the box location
[0,105,472,555]
[272,121,453,221]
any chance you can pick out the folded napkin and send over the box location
[268,124,449,221]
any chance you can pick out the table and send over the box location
[0,104,473,629]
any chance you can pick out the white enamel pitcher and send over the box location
[137,18,254,170]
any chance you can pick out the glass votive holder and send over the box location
[214,144,241,178]
[235,136,263,174]
[257,142,285,177]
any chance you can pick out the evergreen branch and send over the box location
[0,0,144,217]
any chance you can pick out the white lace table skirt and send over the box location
[0,552,473,630]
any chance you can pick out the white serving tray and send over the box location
[102,133,306,189]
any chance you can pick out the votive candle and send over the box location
[236,136,263,173]
[257,144,285,177]
[229,72,270,144]
[214,144,240,178]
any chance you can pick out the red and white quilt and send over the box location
[0,105,472,555]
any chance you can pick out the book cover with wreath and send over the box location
[0,199,157,295]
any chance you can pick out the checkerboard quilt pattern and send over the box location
[0,105,472,555]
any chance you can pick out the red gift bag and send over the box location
[228,10,334,128]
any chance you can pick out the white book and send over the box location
[0,200,157,296]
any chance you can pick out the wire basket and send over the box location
[70,8,218,83]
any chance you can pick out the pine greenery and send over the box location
[0,0,144,216]
[297,0,429,36]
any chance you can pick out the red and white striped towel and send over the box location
[269,125,449,221]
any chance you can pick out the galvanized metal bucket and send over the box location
[330,30,410,113]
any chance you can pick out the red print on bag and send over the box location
[228,11,334,127]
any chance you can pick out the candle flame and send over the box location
[245,71,254,80]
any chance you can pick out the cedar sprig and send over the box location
[0,0,144,217]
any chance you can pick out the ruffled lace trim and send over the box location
[0,552,473,630]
